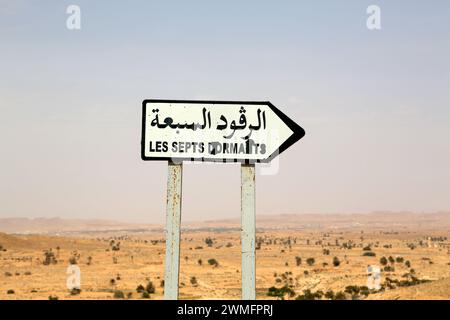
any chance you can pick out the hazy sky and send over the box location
[1,1,449,223]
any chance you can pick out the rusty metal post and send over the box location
[164,161,183,300]
[241,163,256,300]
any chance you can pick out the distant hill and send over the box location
[1,212,449,235]
[0,217,156,235]
[184,212,450,231]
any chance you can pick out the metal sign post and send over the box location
[141,99,305,300]
[241,163,256,300]
[164,161,183,300]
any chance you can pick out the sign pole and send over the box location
[164,161,183,300]
[241,163,256,300]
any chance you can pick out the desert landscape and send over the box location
[1,213,450,300]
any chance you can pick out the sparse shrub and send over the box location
[145,281,155,294]
[70,288,81,295]
[7,289,15,294]
[127,292,133,299]
[363,245,372,251]
[296,289,323,300]
[359,286,370,297]
[43,249,57,265]
[388,256,395,264]
[4,272,12,277]
[325,290,335,299]
[362,251,376,257]
[198,259,202,266]
[380,257,388,266]
[136,284,145,293]
[24,271,32,276]
[384,265,395,272]
[111,242,121,251]
[208,258,219,267]
[48,295,58,300]
[334,291,347,300]
[295,256,301,266]
[113,290,125,299]
[333,256,340,267]
[205,237,214,247]
[190,276,198,286]
[267,285,295,299]
[306,258,315,266]
[405,260,411,268]
[142,291,150,299]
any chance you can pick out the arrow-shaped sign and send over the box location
[141,99,305,163]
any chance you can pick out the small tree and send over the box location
[295,256,302,266]
[306,258,315,266]
[380,257,388,266]
[198,259,202,266]
[190,276,198,286]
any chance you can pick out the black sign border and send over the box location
[141,99,305,164]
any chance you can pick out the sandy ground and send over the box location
[1,228,450,300]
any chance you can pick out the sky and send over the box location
[0,1,449,223]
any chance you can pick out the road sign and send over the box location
[141,99,305,163]
[141,99,306,300]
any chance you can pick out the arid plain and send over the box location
[1,213,450,300]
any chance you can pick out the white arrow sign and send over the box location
[141,99,305,163]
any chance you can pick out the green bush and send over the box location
[267,285,295,299]
[113,290,125,299]
[146,281,155,294]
